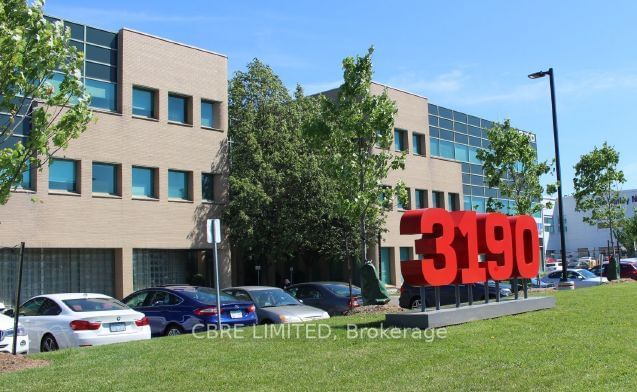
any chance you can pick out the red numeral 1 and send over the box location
[451,211,486,283]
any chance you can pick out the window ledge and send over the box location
[91,108,122,116]
[92,193,122,199]
[168,198,193,203]
[168,121,193,128]
[132,196,159,202]
[412,153,426,157]
[201,126,224,132]
[201,200,223,205]
[49,190,81,197]
[132,115,159,122]
[11,188,36,194]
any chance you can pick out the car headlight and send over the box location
[2,327,27,337]
[279,315,301,323]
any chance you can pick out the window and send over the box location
[432,191,445,209]
[430,137,439,156]
[394,129,407,152]
[123,291,150,308]
[397,188,410,210]
[454,144,469,161]
[92,162,118,195]
[415,189,427,209]
[202,173,215,201]
[201,100,216,128]
[132,166,156,198]
[49,159,78,193]
[400,247,411,261]
[448,193,460,211]
[148,291,182,307]
[168,94,189,124]
[86,79,117,112]
[412,133,425,156]
[132,87,155,118]
[168,170,190,200]
[439,140,454,159]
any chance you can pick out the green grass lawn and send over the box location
[2,283,637,391]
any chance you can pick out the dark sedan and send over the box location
[122,285,257,336]
[398,282,513,309]
[286,282,362,315]
[589,262,637,280]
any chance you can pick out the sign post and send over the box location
[207,219,222,331]
[255,265,261,285]
[12,242,25,355]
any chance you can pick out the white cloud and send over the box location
[383,70,466,95]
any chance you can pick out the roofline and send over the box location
[121,28,227,59]
[371,81,428,100]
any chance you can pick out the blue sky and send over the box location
[44,0,637,194]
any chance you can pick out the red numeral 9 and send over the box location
[477,213,513,281]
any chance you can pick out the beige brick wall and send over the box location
[0,29,230,296]
[368,83,463,286]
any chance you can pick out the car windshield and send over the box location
[63,298,129,312]
[250,289,299,308]
[578,270,597,279]
[177,287,239,305]
[324,284,361,297]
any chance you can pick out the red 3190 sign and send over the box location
[399,209,539,286]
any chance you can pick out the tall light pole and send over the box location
[528,68,569,282]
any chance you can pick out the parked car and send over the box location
[541,269,607,288]
[545,261,563,272]
[398,282,512,310]
[285,282,361,316]
[589,262,637,280]
[122,285,257,336]
[0,313,29,354]
[568,258,593,269]
[12,293,150,353]
[223,286,329,324]
[529,277,554,288]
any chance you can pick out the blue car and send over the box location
[122,285,257,336]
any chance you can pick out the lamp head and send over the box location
[528,70,550,79]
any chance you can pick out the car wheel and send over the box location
[40,334,59,352]
[409,297,422,309]
[164,325,183,337]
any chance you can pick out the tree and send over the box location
[615,212,637,257]
[0,0,93,204]
[310,47,406,266]
[573,142,626,258]
[476,119,554,216]
[224,59,345,276]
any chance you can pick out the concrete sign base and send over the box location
[385,296,556,329]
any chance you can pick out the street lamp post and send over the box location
[528,68,569,283]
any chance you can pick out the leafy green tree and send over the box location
[224,59,344,273]
[615,212,637,257]
[310,47,406,266]
[476,119,554,216]
[573,142,626,258]
[0,0,93,204]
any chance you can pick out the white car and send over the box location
[0,313,29,354]
[18,293,151,353]
[541,269,608,288]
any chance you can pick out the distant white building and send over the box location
[542,189,637,260]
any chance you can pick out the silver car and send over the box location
[223,286,329,324]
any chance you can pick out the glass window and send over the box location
[63,297,128,312]
[428,103,438,116]
[85,62,116,82]
[432,191,444,208]
[463,184,472,195]
[394,129,407,152]
[65,21,84,41]
[468,125,482,137]
[468,115,481,127]
[429,126,439,138]
[430,137,439,156]
[448,193,460,211]
[85,44,117,66]
[472,186,485,196]
[49,159,78,193]
[438,106,452,119]
[123,291,150,308]
[473,197,486,212]
[428,115,438,127]
[412,133,425,155]
[462,173,471,184]
[132,87,155,118]
[169,94,188,123]
[464,196,472,211]
[86,27,117,49]
[469,136,482,147]
[400,247,411,261]
[469,147,481,164]
[168,170,190,200]
[92,162,118,195]
[86,79,116,111]
[132,166,156,198]
[455,133,468,144]
[481,120,492,130]
[396,187,410,210]
[202,173,214,201]
[454,121,467,133]
[438,118,453,130]
[415,189,427,209]
[454,144,469,161]
[439,140,454,159]
[201,100,215,128]
[453,111,468,123]
[439,129,454,141]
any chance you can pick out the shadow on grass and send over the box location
[330,320,385,330]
